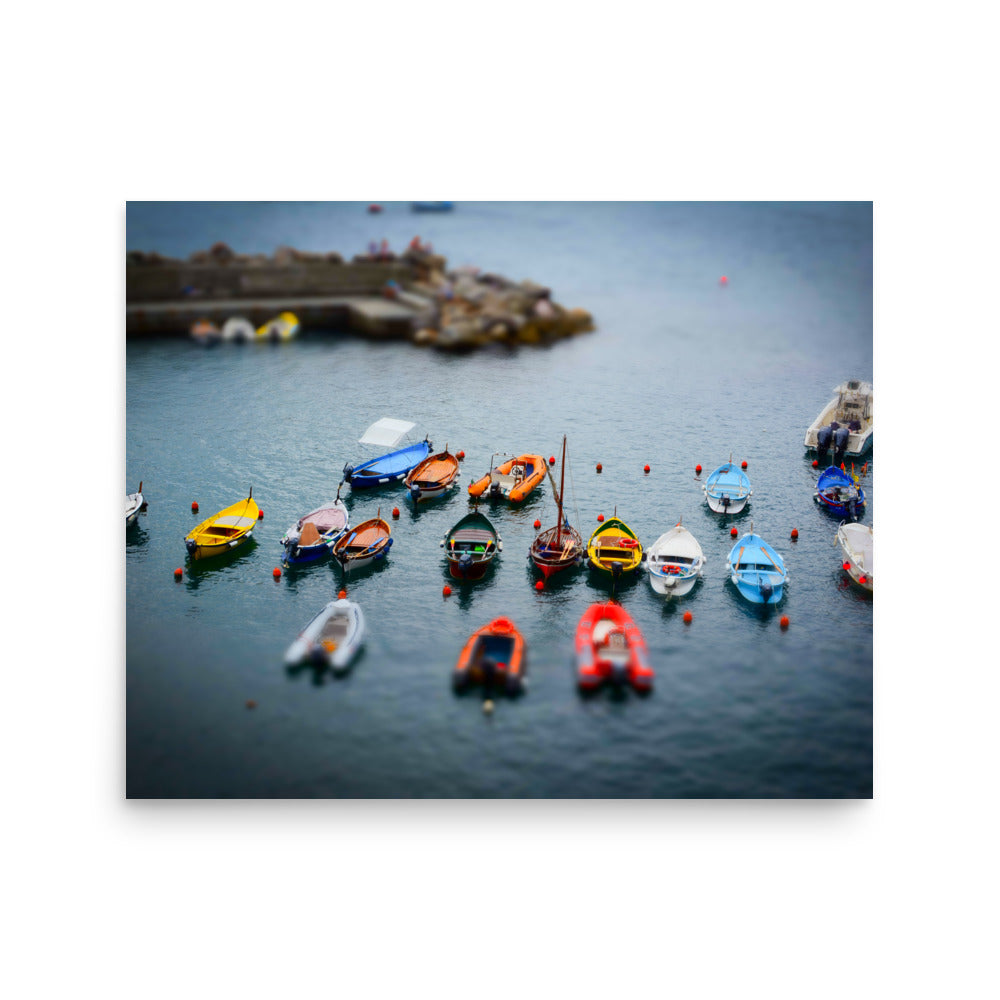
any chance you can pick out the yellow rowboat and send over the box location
[587,516,643,578]
[185,491,259,560]
[256,311,300,341]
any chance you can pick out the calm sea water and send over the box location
[125,201,872,798]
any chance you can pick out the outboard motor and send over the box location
[721,494,731,511]
[309,645,327,666]
[833,426,850,466]
[409,483,421,501]
[342,463,354,485]
[847,497,858,522]
[610,661,629,686]
[760,577,774,603]
[489,481,502,499]
[185,538,197,554]
[459,552,472,576]
[611,561,623,581]
[816,425,833,461]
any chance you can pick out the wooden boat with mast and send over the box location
[530,436,584,579]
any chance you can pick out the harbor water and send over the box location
[125,201,873,797]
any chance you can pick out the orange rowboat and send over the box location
[453,617,526,695]
[575,602,653,692]
[468,453,546,503]
[405,448,460,502]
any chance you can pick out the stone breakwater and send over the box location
[126,242,594,350]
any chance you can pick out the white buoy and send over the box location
[483,700,495,715]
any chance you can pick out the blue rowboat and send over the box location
[341,418,432,489]
[728,530,787,605]
[815,466,866,520]
[704,459,752,514]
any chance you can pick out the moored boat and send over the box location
[185,490,259,560]
[838,522,873,593]
[280,497,350,567]
[815,465,866,521]
[190,318,221,346]
[453,617,525,694]
[704,458,752,514]
[804,379,873,460]
[646,520,705,597]
[727,527,787,604]
[342,418,432,489]
[412,202,454,212]
[284,597,365,674]
[126,481,146,525]
[331,513,392,572]
[575,602,653,692]
[441,510,501,580]
[221,316,255,342]
[404,447,460,502]
[586,515,643,579]
[530,435,584,579]
[256,311,300,341]
[468,453,546,503]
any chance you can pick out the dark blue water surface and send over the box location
[126,201,872,797]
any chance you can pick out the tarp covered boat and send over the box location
[441,510,501,580]
[221,316,255,342]
[468,453,546,503]
[727,529,787,604]
[575,602,653,692]
[586,516,643,578]
[646,521,705,598]
[284,597,365,674]
[838,522,873,593]
[453,617,525,694]
[331,514,392,572]
[704,460,752,514]
[280,498,350,566]
[185,491,259,560]
[342,418,432,489]
[256,311,300,341]
[405,448,460,502]
[815,465,866,520]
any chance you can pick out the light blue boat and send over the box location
[704,458,752,514]
[727,530,787,604]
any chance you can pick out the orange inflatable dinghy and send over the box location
[468,453,546,503]
[453,617,526,694]
[575,602,653,692]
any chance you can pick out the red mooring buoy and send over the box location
[843,562,851,571]
[535,580,544,591]
[812,459,819,468]
[719,275,728,286]
[392,507,400,519]
[338,590,347,599]
[173,567,182,580]
[683,611,693,624]
[596,463,603,473]
[597,514,605,522]
[533,519,541,529]
[791,528,799,540]
[191,501,199,512]
[549,456,555,465]
[695,464,702,475]
[741,460,748,470]
[442,585,452,597]
[780,616,790,630]
[258,509,264,519]
[644,464,650,473]
[272,567,281,579]
[731,527,738,537]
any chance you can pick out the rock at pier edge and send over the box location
[125,241,595,351]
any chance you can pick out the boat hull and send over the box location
[838,522,873,593]
[727,532,787,605]
[185,496,259,560]
[346,440,432,489]
[645,526,704,598]
[332,519,393,572]
[442,511,500,581]
[468,454,546,503]
[405,451,460,502]
[804,380,874,456]
[704,463,752,515]
[586,518,643,576]
[530,524,584,579]
[284,598,365,673]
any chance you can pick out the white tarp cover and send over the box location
[359,418,416,447]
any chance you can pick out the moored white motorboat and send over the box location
[804,380,873,460]
[284,597,365,674]
[221,316,255,342]
[646,521,705,597]
[126,482,145,525]
[838,522,873,593]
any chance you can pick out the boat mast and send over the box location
[556,435,566,545]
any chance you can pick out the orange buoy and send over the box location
[533,519,541,530]
[173,567,182,580]
[392,507,400,518]
[695,464,702,475]
[643,464,650,473]
[457,450,465,460]
[258,509,264,519]
[338,590,347,599]
[442,585,452,597]
[741,460,748,469]
[730,526,738,537]
[191,501,199,512]
[597,514,605,522]
[535,580,544,591]
[683,610,693,624]
[596,463,602,473]
[780,616,790,630]
[549,456,556,465]
[246,699,257,709]
[272,567,281,579]
[790,528,799,540]
[719,275,728,286]
[812,459,819,468]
